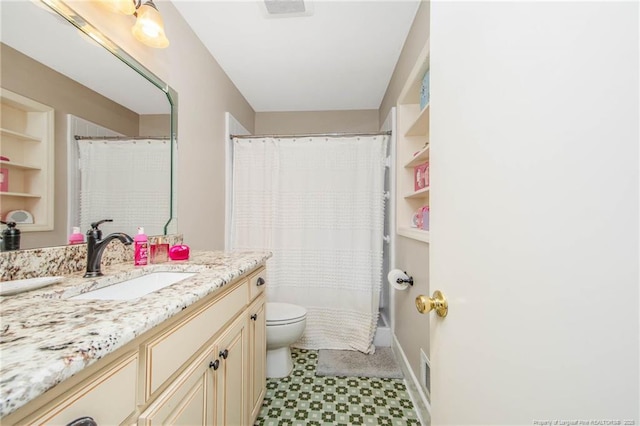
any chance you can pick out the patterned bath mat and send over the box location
[316,347,403,379]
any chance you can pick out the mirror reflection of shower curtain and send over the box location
[77,139,171,237]
[231,135,388,354]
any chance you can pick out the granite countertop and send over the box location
[0,250,271,418]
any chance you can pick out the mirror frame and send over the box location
[41,0,178,235]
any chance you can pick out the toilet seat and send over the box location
[266,302,307,326]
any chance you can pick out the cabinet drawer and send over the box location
[144,280,249,398]
[31,352,138,425]
[248,267,266,300]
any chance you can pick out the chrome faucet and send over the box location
[84,219,134,278]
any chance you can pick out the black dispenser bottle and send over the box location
[1,221,21,251]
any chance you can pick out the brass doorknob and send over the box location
[416,290,448,317]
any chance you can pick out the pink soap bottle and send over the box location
[134,227,149,266]
[68,226,84,244]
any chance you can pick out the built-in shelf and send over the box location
[405,186,430,199]
[405,104,429,137]
[398,227,430,243]
[399,41,430,106]
[0,191,41,198]
[0,88,54,231]
[0,127,41,142]
[396,38,430,243]
[0,160,41,171]
[404,144,430,168]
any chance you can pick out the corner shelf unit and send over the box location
[396,39,430,243]
[0,88,54,232]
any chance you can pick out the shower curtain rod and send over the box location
[74,135,170,141]
[230,130,391,140]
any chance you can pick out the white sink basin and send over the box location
[69,272,197,301]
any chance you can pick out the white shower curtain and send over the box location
[231,135,388,353]
[77,139,171,237]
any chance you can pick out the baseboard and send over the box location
[392,333,431,425]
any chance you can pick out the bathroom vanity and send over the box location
[0,250,270,425]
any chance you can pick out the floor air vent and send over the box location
[420,349,431,403]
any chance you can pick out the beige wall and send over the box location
[255,110,379,134]
[378,0,430,387]
[139,114,171,137]
[1,43,140,249]
[68,0,256,250]
[394,236,430,367]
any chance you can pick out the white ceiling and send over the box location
[172,0,420,112]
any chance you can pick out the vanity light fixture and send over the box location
[98,0,169,48]
[99,0,136,15]
[131,0,169,48]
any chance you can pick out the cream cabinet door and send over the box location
[138,348,216,426]
[214,315,248,426]
[248,295,266,422]
[143,280,249,399]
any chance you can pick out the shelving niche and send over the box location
[396,39,430,243]
[0,88,54,231]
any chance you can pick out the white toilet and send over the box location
[265,302,307,378]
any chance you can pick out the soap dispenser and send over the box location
[68,226,85,245]
[134,227,149,266]
[0,221,21,251]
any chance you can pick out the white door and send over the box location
[429,2,638,424]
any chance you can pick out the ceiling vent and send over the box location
[261,0,313,18]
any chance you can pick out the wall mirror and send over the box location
[0,0,177,250]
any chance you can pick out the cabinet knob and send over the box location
[66,417,97,426]
[209,360,220,370]
[256,277,265,286]
[219,349,229,359]
[250,314,258,321]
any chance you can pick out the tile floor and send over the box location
[255,348,422,426]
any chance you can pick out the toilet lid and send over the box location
[266,302,307,325]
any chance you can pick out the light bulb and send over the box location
[131,1,169,48]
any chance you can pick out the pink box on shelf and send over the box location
[0,168,8,192]
[414,162,429,191]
